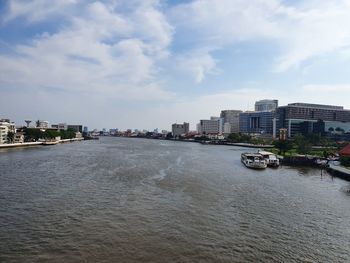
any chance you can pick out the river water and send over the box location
[1,137,350,262]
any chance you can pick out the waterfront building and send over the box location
[36,120,49,129]
[13,132,24,143]
[255,99,278,112]
[172,122,189,138]
[197,117,223,135]
[275,103,350,138]
[220,110,242,133]
[0,125,9,144]
[83,126,89,133]
[0,119,16,134]
[52,123,68,130]
[239,111,274,135]
[223,122,231,134]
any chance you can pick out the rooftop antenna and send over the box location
[25,120,31,127]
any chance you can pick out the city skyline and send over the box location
[1,0,350,130]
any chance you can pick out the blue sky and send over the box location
[1,0,350,130]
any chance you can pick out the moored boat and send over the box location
[241,153,267,169]
[258,150,280,167]
[42,140,59,145]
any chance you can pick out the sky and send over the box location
[1,0,350,131]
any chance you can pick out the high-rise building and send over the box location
[255,99,278,112]
[172,122,189,138]
[239,111,275,135]
[220,110,242,133]
[197,117,223,134]
[275,103,350,137]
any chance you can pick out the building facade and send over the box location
[172,122,189,138]
[220,110,242,133]
[275,103,350,137]
[36,120,49,128]
[0,125,9,144]
[197,117,223,134]
[255,99,278,112]
[239,111,274,135]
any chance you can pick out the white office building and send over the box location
[0,125,9,144]
[197,117,223,134]
[37,120,49,128]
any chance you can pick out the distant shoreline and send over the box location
[0,138,84,150]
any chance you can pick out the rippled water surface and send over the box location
[1,137,350,262]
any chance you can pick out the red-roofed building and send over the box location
[339,144,350,156]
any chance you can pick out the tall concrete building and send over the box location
[275,103,350,138]
[197,117,223,134]
[220,110,242,133]
[172,122,189,138]
[239,111,275,135]
[255,99,278,112]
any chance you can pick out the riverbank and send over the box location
[123,136,275,149]
[0,138,84,149]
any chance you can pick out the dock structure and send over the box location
[326,162,350,181]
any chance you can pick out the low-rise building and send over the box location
[37,120,49,128]
[0,125,9,144]
[13,132,24,143]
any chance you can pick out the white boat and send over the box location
[258,150,280,167]
[42,140,59,146]
[241,153,267,169]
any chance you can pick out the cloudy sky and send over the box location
[1,0,350,131]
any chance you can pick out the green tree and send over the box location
[273,139,293,155]
[227,133,251,143]
[44,130,60,139]
[294,133,312,154]
[7,131,14,143]
[24,128,44,142]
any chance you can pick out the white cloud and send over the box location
[3,0,78,23]
[302,84,350,93]
[0,0,173,101]
[170,0,350,75]
[175,49,218,83]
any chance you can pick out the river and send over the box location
[1,137,350,262]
